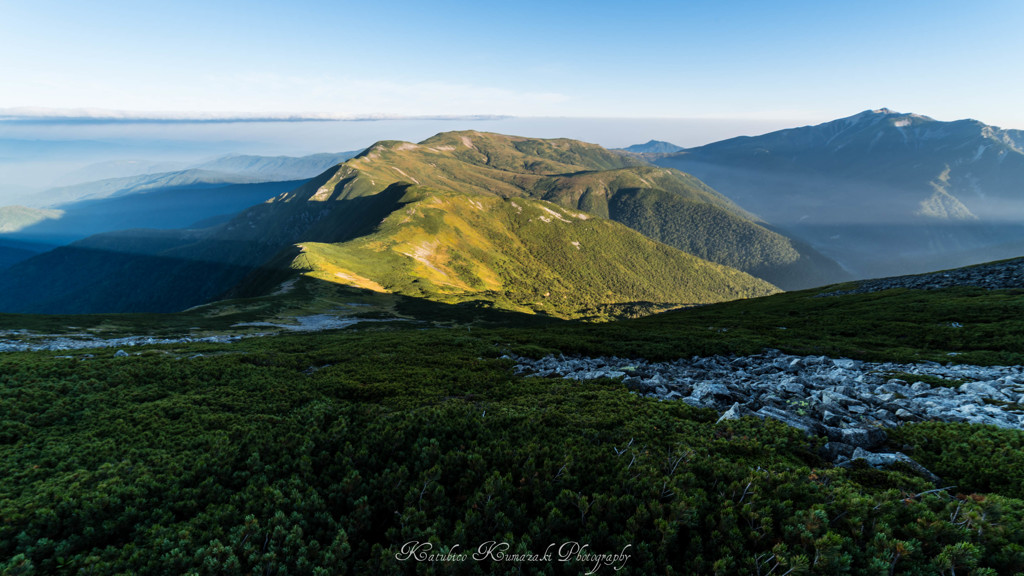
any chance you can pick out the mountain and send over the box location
[0,206,63,268]
[264,131,842,289]
[25,151,361,208]
[0,152,362,245]
[24,169,267,210]
[3,180,307,245]
[49,159,189,187]
[655,109,1024,278]
[194,152,360,181]
[0,237,54,270]
[0,131,805,315]
[618,139,684,154]
[46,152,360,190]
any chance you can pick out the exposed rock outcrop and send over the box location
[818,257,1024,296]
[512,349,1024,479]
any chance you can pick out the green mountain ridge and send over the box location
[271,130,842,289]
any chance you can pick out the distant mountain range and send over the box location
[0,151,362,266]
[654,109,1024,278]
[0,132,811,315]
[25,151,362,208]
[617,140,684,154]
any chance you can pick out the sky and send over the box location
[2,0,1024,128]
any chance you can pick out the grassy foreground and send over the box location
[3,285,1024,574]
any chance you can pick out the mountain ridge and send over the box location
[269,130,842,289]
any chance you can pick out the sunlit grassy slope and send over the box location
[289,186,779,319]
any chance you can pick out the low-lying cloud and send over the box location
[0,107,513,124]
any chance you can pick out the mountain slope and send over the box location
[2,152,362,244]
[287,186,778,318]
[272,131,841,288]
[0,237,53,270]
[655,109,1024,278]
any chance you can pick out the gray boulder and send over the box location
[850,447,941,484]
[756,406,822,435]
[819,442,856,462]
[839,427,887,449]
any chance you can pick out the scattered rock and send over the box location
[114,350,129,357]
[512,349,1024,477]
[716,402,747,423]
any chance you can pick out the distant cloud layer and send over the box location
[0,107,512,124]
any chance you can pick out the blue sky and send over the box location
[2,0,1024,127]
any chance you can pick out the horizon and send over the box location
[0,106,1018,205]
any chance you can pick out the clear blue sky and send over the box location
[2,0,1023,128]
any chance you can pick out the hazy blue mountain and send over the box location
[0,237,55,270]
[0,151,362,245]
[195,152,360,181]
[50,159,190,187]
[5,180,306,246]
[31,169,266,207]
[618,140,684,154]
[25,151,361,208]
[655,109,1024,278]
